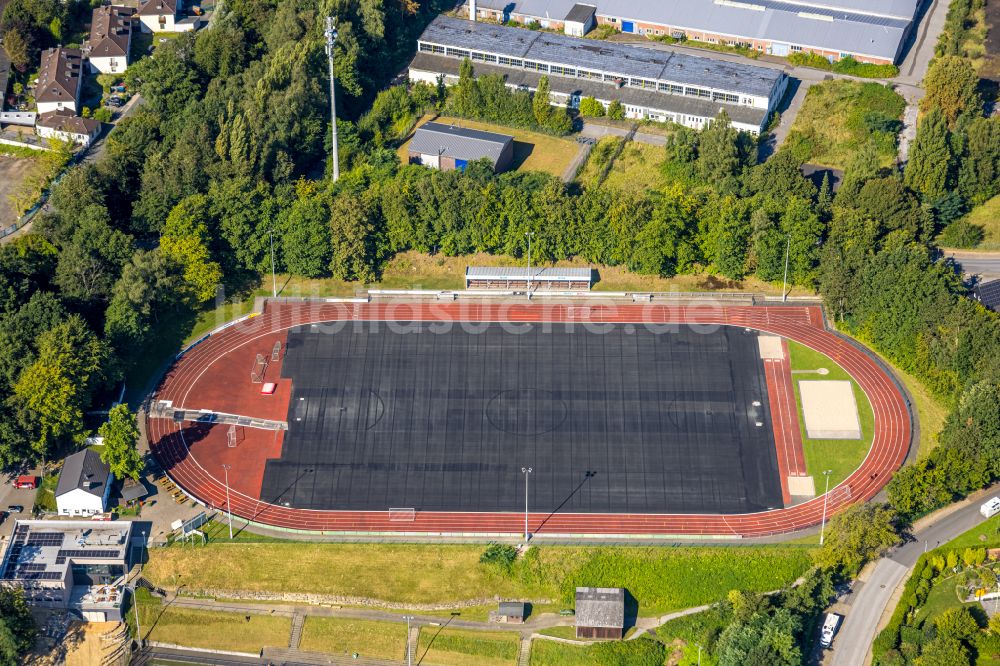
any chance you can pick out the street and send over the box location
[829,483,1000,665]
[945,251,1000,280]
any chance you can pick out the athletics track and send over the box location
[147,301,910,538]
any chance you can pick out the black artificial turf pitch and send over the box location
[262,321,782,515]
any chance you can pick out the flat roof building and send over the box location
[0,520,132,622]
[466,0,920,64]
[575,587,625,639]
[466,266,593,290]
[408,121,515,172]
[410,16,787,133]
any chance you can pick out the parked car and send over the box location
[820,613,842,648]
[14,475,39,489]
[6,505,24,514]
[981,497,1000,518]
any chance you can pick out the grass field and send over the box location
[397,115,580,177]
[32,473,59,513]
[529,636,669,665]
[530,639,591,665]
[299,617,408,660]
[787,340,875,491]
[961,194,1000,251]
[784,80,905,170]
[0,151,68,228]
[600,142,669,194]
[132,590,291,653]
[416,627,520,666]
[144,543,813,617]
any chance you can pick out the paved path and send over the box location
[579,121,667,146]
[829,483,1000,665]
[944,251,1000,280]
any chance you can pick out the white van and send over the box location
[820,613,842,648]
[981,497,1000,518]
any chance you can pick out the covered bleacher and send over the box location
[465,266,593,291]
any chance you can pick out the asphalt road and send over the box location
[829,483,1000,665]
[945,251,1000,280]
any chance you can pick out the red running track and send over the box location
[763,339,808,505]
[147,302,911,538]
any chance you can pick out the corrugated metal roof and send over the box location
[575,587,625,628]
[469,0,917,60]
[409,121,512,163]
[466,266,593,280]
[409,53,769,128]
[499,601,527,616]
[421,16,784,98]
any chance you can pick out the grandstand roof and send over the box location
[466,266,593,281]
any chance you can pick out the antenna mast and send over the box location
[324,16,340,183]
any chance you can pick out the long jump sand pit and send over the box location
[799,380,862,439]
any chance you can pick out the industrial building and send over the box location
[465,0,921,65]
[409,16,787,134]
[0,520,132,622]
[408,121,515,172]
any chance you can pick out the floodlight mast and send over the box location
[324,16,340,183]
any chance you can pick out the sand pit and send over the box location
[799,380,862,439]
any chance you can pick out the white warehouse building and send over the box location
[409,16,788,134]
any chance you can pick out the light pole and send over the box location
[403,615,414,666]
[819,469,833,546]
[324,16,340,183]
[781,234,791,303]
[221,464,233,540]
[696,642,702,666]
[521,467,532,542]
[525,232,534,293]
[269,223,277,298]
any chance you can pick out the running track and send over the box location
[147,302,911,537]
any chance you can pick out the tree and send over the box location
[281,184,331,278]
[697,112,742,193]
[533,76,552,126]
[607,100,625,121]
[956,117,1000,205]
[813,502,900,574]
[715,608,801,666]
[98,404,143,481]
[0,588,34,662]
[329,192,381,282]
[916,637,970,666]
[1,27,30,69]
[578,97,605,117]
[160,195,223,302]
[921,56,981,127]
[53,206,134,306]
[905,108,952,202]
[104,249,188,354]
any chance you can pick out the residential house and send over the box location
[55,449,113,517]
[86,6,135,74]
[35,47,83,115]
[35,110,102,148]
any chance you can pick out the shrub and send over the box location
[479,543,518,571]
[607,100,625,121]
[938,218,985,248]
[578,96,605,117]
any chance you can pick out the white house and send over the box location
[34,47,83,115]
[55,449,113,517]
[86,5,135,74]
[137,0,201,33]
[36,111,102,148]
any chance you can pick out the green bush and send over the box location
[479,543,518,571]
[937,218,985,248]
[787,52,899,78]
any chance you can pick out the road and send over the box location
[945,251,1000,280]
[829,483,1000,666]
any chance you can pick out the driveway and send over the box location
[828,483,1000,665]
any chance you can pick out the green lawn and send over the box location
[535,626,579,640]
[530,639,591,666]
[529,636,669,665]
[784,79,905,170]
[299,617,408,660]
[144,543,813,617]
[575,136,625,189]
[32,473,59,513]
[416,627,520,666]
[787,340,875,490]
[962,194,1000,250]
[131,590,291,653]
[600,142,670,194]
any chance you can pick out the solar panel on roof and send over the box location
[57,549,119,558]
